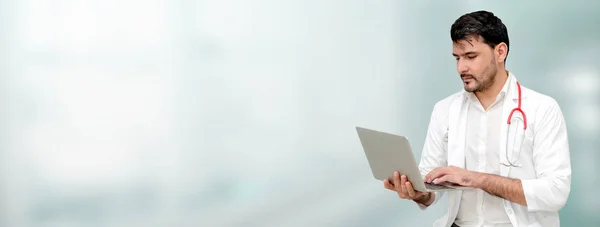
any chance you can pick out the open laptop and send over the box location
[355,126,468,192]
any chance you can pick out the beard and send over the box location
[461,59,497,93]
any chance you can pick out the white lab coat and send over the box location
[417,73,571,227]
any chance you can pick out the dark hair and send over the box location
[451,10,509,61]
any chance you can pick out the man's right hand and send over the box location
[383,171,434,206]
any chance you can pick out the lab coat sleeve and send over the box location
[521,99,571,213]
[416,102,448,210]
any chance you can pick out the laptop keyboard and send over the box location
[425,182,453,190]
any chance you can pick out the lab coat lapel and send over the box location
[445,93,469,226]
[448,94,468,168]
[499,73,526,177]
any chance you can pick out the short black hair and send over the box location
[451,10,509,61]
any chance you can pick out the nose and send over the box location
[457,60,469,74]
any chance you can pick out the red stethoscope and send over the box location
[503,81,527,167]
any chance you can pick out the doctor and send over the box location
[383,10,571,227]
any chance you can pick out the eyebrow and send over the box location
[452,51,478,57]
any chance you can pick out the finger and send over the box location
[424,170,431,182]
[425,171,435,183]
[387,177,395,186]
[425,168,440,183]
[427,168,448,183]
[393,171,402,191]
[400,175,409,197]
[394,172,407,198]
[383,179,394,190]
[405,181,416,198]
[425,171,433,183]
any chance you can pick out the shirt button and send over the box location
[507,209,513,215]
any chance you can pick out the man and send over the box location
[383,11,571,227]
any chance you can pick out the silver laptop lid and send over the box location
[355,126,427,192]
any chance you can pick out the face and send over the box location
[452,37,503,93]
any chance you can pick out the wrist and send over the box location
[469,172,486,188]
[413,192,432,204]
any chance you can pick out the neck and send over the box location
[474,69,509,109]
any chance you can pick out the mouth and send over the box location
[462,77,474,85]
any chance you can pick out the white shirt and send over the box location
[454,76,512,227]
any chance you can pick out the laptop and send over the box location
[355,126,467,192]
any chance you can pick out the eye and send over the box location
[467,55,477,59]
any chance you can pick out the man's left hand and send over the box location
[424,166,480,187]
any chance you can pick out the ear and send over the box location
[495,43,508,63]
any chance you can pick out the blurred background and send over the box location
[1,0,598,226]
